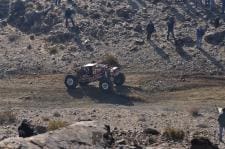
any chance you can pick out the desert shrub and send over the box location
[102,54,120,67]
[42,116,50,121]
[0,110,16,125]
[8,34,20,42]
[47,120,68,131]
[53,112,61,117]
[163,127,185,141]
[189,107,200,117]
[48,46,58,55]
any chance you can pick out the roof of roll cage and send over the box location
[83,63,97,67]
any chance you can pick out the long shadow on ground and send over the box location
[199,48,224,71]
[150,41,170,62]
[67,85,146,106]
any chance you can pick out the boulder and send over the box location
[0,121,108,149]
[143,128,160,135]
[190,137,219,149]
[205,31,225,45]
[116,7,136,19]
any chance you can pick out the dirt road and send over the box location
[1,73,225,109]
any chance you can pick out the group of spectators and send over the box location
[194,0,225,13]
[52,0,224,49]
[146,0,225,49]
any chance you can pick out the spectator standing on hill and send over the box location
[167,16,175,40]
[195,0,203,7]
[205,0,210,6]
[214,17,220,28]
[222,0,225,14]
[196,25,206,49]
[146,20,155,40]
[209,0,215,10]
[65,7,75,28]
[218,108,225,142]
[54,0,61,6]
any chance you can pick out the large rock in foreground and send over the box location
[0,121,107,149]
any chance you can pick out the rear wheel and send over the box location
[99,79,113,93]
[65,75,78,89]
[114,73,125,86]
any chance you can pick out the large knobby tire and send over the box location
[64,75,78,89]
[114,73,125,86]
[99,80,113,93]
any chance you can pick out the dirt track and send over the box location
[2,73,225,148]
[1,73,225,109]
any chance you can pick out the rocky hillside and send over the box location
[0,0,225,75]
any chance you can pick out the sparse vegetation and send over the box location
[0,110,16,125]
[48,46,58,55]
[53,112,61,117]
[8,34,20,42]
[42,116,50,121]
[102,54,120,67]
[47,120,68,131]
[163,127,185,141]
[189,107,200,117]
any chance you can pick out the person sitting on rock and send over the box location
[196,25,206,49]
[18,119,36,138]
[218,108,225,142]
[146,20,156,41]
[167,16,175,40]
[213,17,220,28]
[65,7,75,28]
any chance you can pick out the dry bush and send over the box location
[53,112,61,117]
[47,120,68,131]
[189,107,200,117]
[163,127,185,141]
[0,110,16,125]
[102,54,120,67]
[42,116,50,121]
[8,34,20,42]
[48,46,58,55]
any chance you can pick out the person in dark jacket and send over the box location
[18,119,35,138]
[218,108,225,141]
[214,17,220,28]
[146,20,155,40]
[167,16,175,40]
[196,26,206,49]
[222,0,225,14]
[65,7,75,28]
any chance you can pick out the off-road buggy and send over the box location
[64,63,125,92]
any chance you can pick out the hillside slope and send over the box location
[0,0,224,75]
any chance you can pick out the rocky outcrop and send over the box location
[190,137,219,149]
[0,121,107,149]
[205,30,225,45]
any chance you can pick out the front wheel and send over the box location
[65,75,78,89]
[99,80,113,93]
[114,73,125,86]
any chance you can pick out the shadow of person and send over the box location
[150,41,170,62]
[175,38,192,61]
[199,47,224,71]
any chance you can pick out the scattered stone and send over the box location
[134,38,144,45]
[116,139,126,145]
[143,128,160,135]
